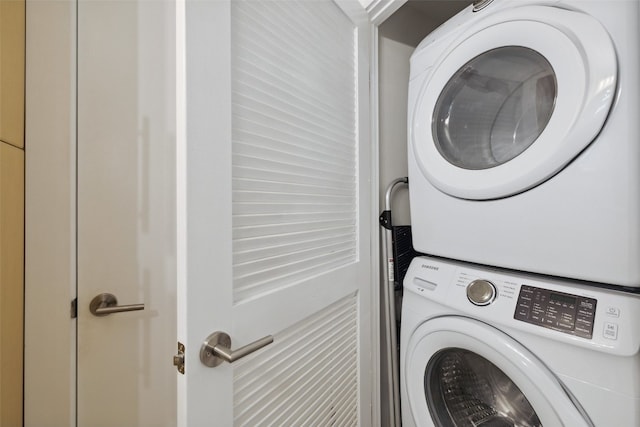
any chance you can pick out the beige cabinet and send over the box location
[0,141,24,427]
[0,0,24,424]
[0,0,25,148]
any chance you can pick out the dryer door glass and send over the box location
[432,47,556,170]
[425,348,542,427]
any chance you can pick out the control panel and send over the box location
[403,256,640,356]
[514,285,597,339]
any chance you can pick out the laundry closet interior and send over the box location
[377,1,468,227]
[382,0,640,425]
[375,1,469,424]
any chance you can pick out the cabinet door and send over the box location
[0,0,25,148]
[76,1,177,425]
[177,0,374,425]
[0,142,24,426]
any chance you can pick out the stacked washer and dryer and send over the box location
[401,0,640,426]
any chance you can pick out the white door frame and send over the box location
[23,0,407,425]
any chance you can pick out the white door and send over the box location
[77,1,177,425]
[176,0,374,425]
[76,0,374,425]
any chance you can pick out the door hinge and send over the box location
[70,298,77,319]
[173,342,185,374]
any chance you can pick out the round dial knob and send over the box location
[467,280,496,306]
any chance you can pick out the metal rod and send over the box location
[385,177,408,209]
[94,303,145,315]
[381,177,408,427]
[213,335,274,363]
[380,227,397,425]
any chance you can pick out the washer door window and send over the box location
[426,348,541,427]
[411,6,617,200]
[404,317,593,426]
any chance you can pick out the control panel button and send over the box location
[412,277,437,291]
[606,307,620,318]
[467,280,496,306]
[603,322,618,340]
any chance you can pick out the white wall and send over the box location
[378,36,413,225]
[378,3,445,226]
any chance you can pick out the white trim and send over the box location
[178,1,234,424]
[369,22,382,427]
[366,0,406,26]
[175,0,187,424]
[24,1,77,426]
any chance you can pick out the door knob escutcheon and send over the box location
[200,331,274,367]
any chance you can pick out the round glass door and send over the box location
[410,6,617,200]
[433,47,556,170]
[426,348,541,427]
[403,317,592,427]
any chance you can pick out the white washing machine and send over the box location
[407,0,640,287]
[401,256,640,426]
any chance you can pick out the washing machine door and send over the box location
[404,316,592,427]
[411,5,616,200]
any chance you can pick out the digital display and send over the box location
[550,293,576,305]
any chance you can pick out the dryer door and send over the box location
[411,5,616,200]
[404,316,592,427]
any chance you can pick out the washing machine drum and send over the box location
[411,5,617,200]
[426,349,540,426]
[403,317,592,426]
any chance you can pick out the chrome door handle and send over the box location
[200,331,273,367]
[89,293,144,316]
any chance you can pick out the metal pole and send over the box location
[380,177,408,427]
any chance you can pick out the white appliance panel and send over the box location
[401,257,640,427]
[407,0,640,287]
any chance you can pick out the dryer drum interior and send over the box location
[425,348,542,427]
[432,46,557,171]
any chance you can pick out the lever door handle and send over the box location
[89,293,145,316]
[200,331,273,367]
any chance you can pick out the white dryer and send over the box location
[407,0,640,286]
[401,256,640,426]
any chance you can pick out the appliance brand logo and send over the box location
[421,264,439,271]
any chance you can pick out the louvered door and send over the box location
[177,0,373,425]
